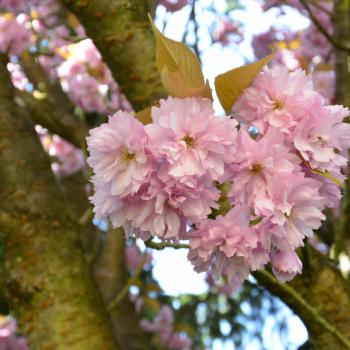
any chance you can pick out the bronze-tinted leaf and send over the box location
[148,14,212,99]
[135,106,152,125]
[214,53,273,114]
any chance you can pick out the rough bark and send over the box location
[333,0,350,260]
[0,56,120,349]
[94,229,152,350]
[333,0,350,107]
[61,0,166,110]
[60,171,99,257]
[17,90,88,148]
[61,174,154,350]
[255,246,350,350]
[18,53,88,148]
[61,174,152,350]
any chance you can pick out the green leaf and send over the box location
[148,14,212,99]
[214,53,274,114]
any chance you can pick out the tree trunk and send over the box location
[0,56,120,350]
[61,0,166,110]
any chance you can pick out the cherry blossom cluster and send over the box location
[88,64,350,288]
[57,39,131,114]
[222,65,349,282]
[0,316,28,350]
[254,1,335,101]
[87,97,236,240]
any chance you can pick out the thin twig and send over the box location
[190,0,201,61]
[309,0,332,16]
[299,0,350,53]
[78,207,94,226]
[108,255,147,310]
[145,240,190,250]
[254,270,350,349]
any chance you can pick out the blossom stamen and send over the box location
[250,163,263,174]
[119,148,135,162]
[273,99,284,110]
[183,135,195,146]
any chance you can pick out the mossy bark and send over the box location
[255,246,350,350]
[94,230,152,350]
[333,0,350,107]
[61,0,166,110]
[0,57,120,349]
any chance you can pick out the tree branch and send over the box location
[0,55,120,349]
[190,0,201,61]
[254,269,350,350]
[94,229,152,350]
[17,90,88,148]
[145,240,190,250]
[60,0,167,110]
[59,170,153,350]
[333,1,350,258]
[255,245,350,350]
[299,0,350,53]
[108,254,146,311]
[20,52,75,115]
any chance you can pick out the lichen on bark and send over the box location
[0,56,120,350]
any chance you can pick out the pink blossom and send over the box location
[0,316,28,350]
[90,175,192,240]
[37,126,85,177]
[270,246,302,282]
[188,205,268,284]
[149,97,237,181]
[57,39,131,114]
[90,176,181,239]
[7,62,29,90]
[206,270,245,295]
[140,306,192,350]
[256,174,326,248]
[293,102,350,170]
[229,127,300,209]
[0,0,25,11]
[87,112,153,198]
[0,13,32,56]
[168,333,193,350]
[88,65,350,287]
[125,245,152,273]
[262,0,305,12]
[49,135,85,176]
[312,70,335,103]
[159,0,189,12]
[213,17,242,46]
[233,66,319,135]
[274,48,301,71]
[252,29,277,59]
[93,174,218,240]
